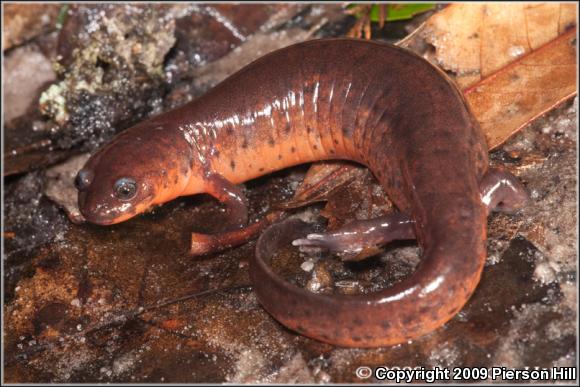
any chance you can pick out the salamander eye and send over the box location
[113,178,138,200]
[75,169,93,191]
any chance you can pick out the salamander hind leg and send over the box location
[480,167,529,214]
[292,213,416,261]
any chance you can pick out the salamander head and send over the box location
[76,126,193,225]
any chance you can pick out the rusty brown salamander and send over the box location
[76,39,528,347]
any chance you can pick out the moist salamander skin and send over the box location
[76,39,528,347]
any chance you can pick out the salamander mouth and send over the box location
[78,192,137,225]
[85,214,120,225]
[77,189,158,225]
[78,207,125,225]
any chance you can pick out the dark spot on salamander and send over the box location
[402,315,413,325]
[295,325,305,333]
[306,126,312,134]
[268,137,275,146]
[277,154,282,160]
[230,160,236,170]
[381,321,391,329]
[259,167,264,172]
[174,176,179,184]
[329,149,335,154]
[285,122,291,133]
[342,125,354,137]
[166,160,177,170]
[226,127,234,135]
[241,139,248,148]
[334,139,339,145]
[351,336,362,342]
[353,317,363,325]
[290,146,296,153]
[313,144,318,150]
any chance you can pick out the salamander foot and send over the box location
[292,213,415,261]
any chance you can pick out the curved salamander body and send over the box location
[76,39,528,347]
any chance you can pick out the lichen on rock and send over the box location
[39,4,176,150]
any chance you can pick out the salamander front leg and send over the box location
[190,172,251,255]
[480,167,529,214]
[205,172,249,229]
[292,213,416,261]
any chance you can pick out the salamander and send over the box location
[75,39,528,347]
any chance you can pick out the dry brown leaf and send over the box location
[277,162,367,209]
[421,3,577,88]
[319,169,393,229]
[465,28,577,149]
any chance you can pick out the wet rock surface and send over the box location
[3,4,577,384]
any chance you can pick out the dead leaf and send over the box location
[275,160,394,234]
[320,170,393,230]
[465,28,577,149]
[420,3,577,88]
[277,162,367,210]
